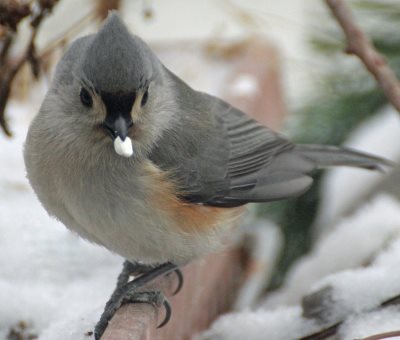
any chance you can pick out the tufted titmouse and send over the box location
[23,13,392,338]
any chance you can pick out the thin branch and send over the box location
[357,330,400,340]
[0,1,99,137]
[0,0,58,136]
[325,0,400,113]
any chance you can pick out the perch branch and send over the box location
[325,0,400,113]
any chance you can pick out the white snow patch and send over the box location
[339,307,400,340]
[199,306,318,340]
[264,195,400,307]
[40,308,103,340]
[373,237,400,267]
[310,266,400,324]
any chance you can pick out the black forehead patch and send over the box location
[101,91,136,115]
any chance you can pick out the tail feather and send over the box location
[293,144,395,171]
[208,144,394,207]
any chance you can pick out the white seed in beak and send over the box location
[114,136,133,157]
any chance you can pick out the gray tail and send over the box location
[207,144,394,207]
[293,144,394,171]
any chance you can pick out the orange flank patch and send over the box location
[143,161,244,233]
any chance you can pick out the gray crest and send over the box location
[82,12,153,92]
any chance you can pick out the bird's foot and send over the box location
[94,289,170,339]
[94,262,181,339]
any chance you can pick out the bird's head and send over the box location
[46,12,174,159]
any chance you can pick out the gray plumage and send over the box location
[24,13,391,265]
[82,15,156,93]
[149,72,390,207]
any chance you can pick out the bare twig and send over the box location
[0,0,100,137]
[0,0,58,136]
[325,0,400,113]
[357,330,400,340]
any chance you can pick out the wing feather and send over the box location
[149,81,388,208]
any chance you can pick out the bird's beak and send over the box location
[103,115,134,157]
[104,115,132,141]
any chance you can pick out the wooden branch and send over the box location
[101,247,246,340]
[325,0,400,113]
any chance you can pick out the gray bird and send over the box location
[23,13,392,338]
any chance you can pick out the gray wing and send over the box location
[149,90,314,207]
[149,78,390,207]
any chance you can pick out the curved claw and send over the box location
[172,269,184,296]
[157,299,172,328]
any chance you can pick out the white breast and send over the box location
[39,158,226,265]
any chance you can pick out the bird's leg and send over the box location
[94,262,182,340]
[116,260,184,294]
[115,261,157,289]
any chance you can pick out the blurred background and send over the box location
[2,1,400,339]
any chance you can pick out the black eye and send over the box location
[141,89,148,107]
[80,87,93,108]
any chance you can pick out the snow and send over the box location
[264,195,400,308]
[0,103,123,339]
[202,193,400,339]
[203,193,400,340]
[339,307,400,340]
[308,265,400,324]
[199,306,319,340]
